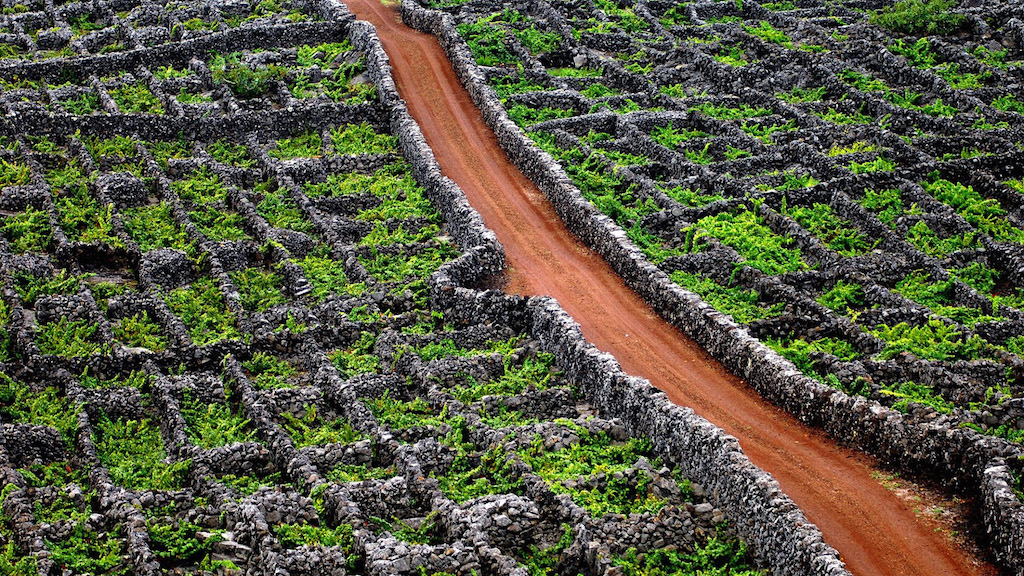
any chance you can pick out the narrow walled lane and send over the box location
[340,1,998,575]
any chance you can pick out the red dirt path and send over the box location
[342,1,999,574]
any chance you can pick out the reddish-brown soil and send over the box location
[342,1,1000,574]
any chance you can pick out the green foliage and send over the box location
[686,208,807,275]
[56,186,122,246]
[506,104,575,126]
[743,21,792,48]
[294,245,365,303]
[992,94,1024,114]
[612,533,765,576]
[514,26,561,54]
[360,244,460,286]
[689,101,771,120]
[880,381,954,414]
[274,522,355,556]
[741,120,797,144]
[326,463,395,483]
[869,0,965,36]
[207,140,255,168]
[181,391,255,448]
[650,123,710,149]
[893,271,1001,325]
[490,75,550,99]
[110,83,163,114]
[548,67,603,77]
[922,173,1024,243]
[458,16,516,66]
[330,122,398,155]
[281,405,363,447]
[765,336,860,380]
[329,332,379,377]
[781,201,875,256]
[92,411,190,491]
[172,167,227,205]
[47,524,129,576]
[660,185,723,207]
[271,131,323,159]
[62,92,100,114]
[437,446,524,502]
[243,352,298,389]
[230,267,287,312]
[0,159,30,187]
[36,317,111,357]
[777,86,827,103]
[671,271,783,324]
[366,391,446,430]
[1,206,52,253]
[86,135,137,159]
[450,353,556,403]
[209,52,286,99]
[713,45,750,67]
[905,219,976,257]
[164,277,242,345]
[79,369,153,390]
[848,156,896,174]
[0,374,78,446]
[14,269,90,306]
[146,518,223,564]
[257,186,311,232]
[112,312,167,351]
[123,203,196,255]
[871,319,991,362]
[817,281,866,314]
[189,206,248,241]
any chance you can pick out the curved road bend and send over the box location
[342,1,998,574]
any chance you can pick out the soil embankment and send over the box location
[341,1,998,574]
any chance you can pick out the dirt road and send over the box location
[341,1,998,574]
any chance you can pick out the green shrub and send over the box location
[110,83,163,114]
[36,317,111,357]
[112,312,167,351]
[123,203,196,255]
[330,122,397,155]
[47,524,129,576]
[329,332,379,377]
[437,446,524,502]
[1,206,52,253]
[92,411,190,490]
[0,374,78,446]
[781,201,875,256]
[458,17,515,65]
[208,52,286,99]
[871,319,991,362]
[281,405,363,447]
[869,0,965,36]
[164,278,242,345]
[880,381,954,414]
[685,208,807,275]
[181,391,255,448]
[613,533,764,576]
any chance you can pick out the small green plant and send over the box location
[2,206,53,253]
[781,201,876,256]
[207,140,256,168]
[181,391,255,448]
[817,281,866,314]
[110,83,164,114]
[684,207,807,275]
[280,405,363,447]
[880,381,954,414]
[271,131,323,159]
[243,352,298,389]
[0,374,78,446]
[869,0,965,36]
[329,332,379,377]
[112,312,167,351]
[458,16,516,66]
[230,267,287,312]
[208,52,286,99]
[437,446,524,502]
[164,277,242,345]
[123,203,197,256]
[93,411,190,490]
[612,533,765,575]
[36,317,111,357]
[330,122,398,155]
[47,524,129,576]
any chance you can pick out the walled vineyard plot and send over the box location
[399,0,1024,569]
[0,0,781,575]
